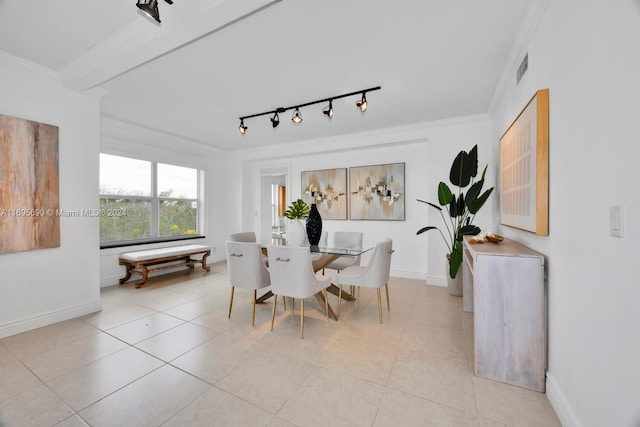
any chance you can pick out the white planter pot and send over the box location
[286,219,306,246]
[446,258,463,297]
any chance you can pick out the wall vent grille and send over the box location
[517,53,528,84]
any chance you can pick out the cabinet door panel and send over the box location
[473,252,546,391]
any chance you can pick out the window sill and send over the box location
[100,235,206,250]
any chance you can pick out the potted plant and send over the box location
[416,145,494,296]
[284,198,310,246]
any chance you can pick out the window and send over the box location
[99,154,202,244]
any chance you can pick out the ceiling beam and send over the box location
[58,0,281,91]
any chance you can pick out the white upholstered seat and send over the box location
[324,231,363,272]
[331,238,394,323]
[225,241,271,326]
[267,245,332,338]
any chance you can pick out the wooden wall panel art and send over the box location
[0,114,60,254]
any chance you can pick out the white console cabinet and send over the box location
[462,236,546,391]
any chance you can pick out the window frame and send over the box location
[99,154,205,248]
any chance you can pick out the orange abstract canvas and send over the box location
[0,114,60,253]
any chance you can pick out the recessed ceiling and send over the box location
[0,0,531,151]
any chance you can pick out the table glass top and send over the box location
[309,245,371,256]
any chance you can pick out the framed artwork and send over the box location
[301,168,347,220]
[0,113,60,253]
[349,162,405,220]
[499,88,549,235]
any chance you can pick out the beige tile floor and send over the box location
[0,263,561,427]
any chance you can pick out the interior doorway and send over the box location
[258,167,288,244]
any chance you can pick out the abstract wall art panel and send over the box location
[301,168,347,220]
[0,114,60,254]
[499,89,549,235]
[349,162,405,220]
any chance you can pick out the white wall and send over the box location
[99,117,229,287]
[0,53,102,338]
[228,116,495,283]
[489,1,640,426]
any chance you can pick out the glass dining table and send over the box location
[257,243,373,320]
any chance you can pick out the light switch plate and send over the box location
[610,205,624,237]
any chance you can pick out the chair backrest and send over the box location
[329,231,363,266]
[225,241,270,290]
[318,231,328,246]
[229,232,257,243]
[331,231,363,249]
[266,245,322,299]
[356,238,393,287]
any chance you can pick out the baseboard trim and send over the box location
[427,274,447,287]
[389,269,427,281]
[546,371,581,427]
[0,300,102,339]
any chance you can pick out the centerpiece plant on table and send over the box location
[417,145,494,294]
[284,199,310,246]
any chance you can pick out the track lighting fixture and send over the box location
[270,112,280,128]
[356,92,368,112]
[323,100,334,119]
[237,86,380,135]
[291,108,303,124]
[136,0,173,24]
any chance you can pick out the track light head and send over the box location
[323,100,334,119]
[356,92,368,112]
[291,108,303,124]
[137,0,161,22]
[136,0,173,24]
[270,112,280,128]
[239,119,247,135]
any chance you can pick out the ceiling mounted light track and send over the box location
[237,86,381,135]
[136,0,173,24]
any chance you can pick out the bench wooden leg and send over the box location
[135,265,149,288]
[119,262,132,285]
[201,251,211,272]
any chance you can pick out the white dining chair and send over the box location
[267,245,332,338]
[229,231,257,242]
[331,238,394,323]
[230,231,269,266]
[324,231,363,272]
[225,241,271,326]
[310,231,328,263]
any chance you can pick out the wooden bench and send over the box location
[119,244,211,288]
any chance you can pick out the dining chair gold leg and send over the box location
[270,293,277,331]
[228,286,235,319]
[385,282,390,311]
[377,288,383,324]
[251,289,257,326]
[300,299,305,339]
[291,298,295,312]
[282,296,287,311]
[324,289,329,321]
[338,285,343,316]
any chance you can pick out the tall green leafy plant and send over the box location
[417,145,494,278]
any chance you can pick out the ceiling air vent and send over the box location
[517,53,528,84]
